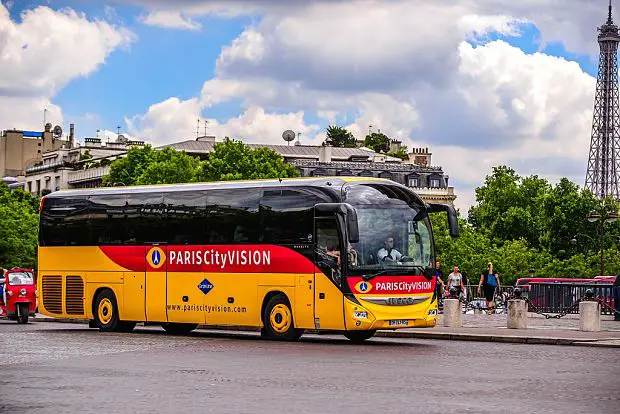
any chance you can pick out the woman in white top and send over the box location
[446,266,463,296]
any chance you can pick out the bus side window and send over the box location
[206,189,261,244]
[162,191,207,245]
[261,188,328,245]
[88,194,128,245]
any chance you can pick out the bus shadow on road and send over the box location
[46,325,430,348]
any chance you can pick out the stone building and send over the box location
[0,123,71,180]
[24,134,144,195]
[167,137,456,205]
[21,133,456,206]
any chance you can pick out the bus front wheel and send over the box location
[344,330,376,343]
[262,294,303,341]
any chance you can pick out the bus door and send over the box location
[145,244,168,323]
[314,217,345,330]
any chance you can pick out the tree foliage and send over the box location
[103,139,300,186]
[434,166,620,284]
[0,181,39,269]
[102,145,203,186]
[363,132,391,153]
[326,125,356,148]
[388,145,408,160]
[201,138,299,181]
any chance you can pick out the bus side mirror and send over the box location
[346,207,359,244]
[315,203,359,243]
[427,203,459,238]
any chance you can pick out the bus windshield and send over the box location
[344,184,434,273]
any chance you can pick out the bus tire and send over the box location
[162,323,198,335]
[94,290,121,332]
[344,330,376,343]
[262,294,303,341]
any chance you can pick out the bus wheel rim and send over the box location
[270,304,291,333]
[98,298,113,325]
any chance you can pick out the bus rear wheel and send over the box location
[162,323,198,335]
[262,294,303,341]
[344,330,376,343]
[94,290,120,332]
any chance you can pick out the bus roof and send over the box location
[43,176,425,205]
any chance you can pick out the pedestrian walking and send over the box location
[478,262,500,312]
[446,265,463,297]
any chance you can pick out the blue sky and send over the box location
[0,0,613,209]
[4,0,601,137]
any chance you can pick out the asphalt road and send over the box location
[0,321,617,414]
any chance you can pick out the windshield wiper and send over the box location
[362,270,391,281]
[361,265,429,281]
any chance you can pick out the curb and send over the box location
[31,317,620,348]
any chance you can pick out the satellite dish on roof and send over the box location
[53,125,62,138]
[282,130,296,146]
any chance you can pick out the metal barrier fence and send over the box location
[440,285,515,313]
[528,282,616,315]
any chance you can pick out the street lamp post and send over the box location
[586,210,619,276]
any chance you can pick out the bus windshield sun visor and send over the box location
[314,203,359,243]
[427,203,459,238]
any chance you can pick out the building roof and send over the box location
[291,159,442,173]
[163,140,403,162]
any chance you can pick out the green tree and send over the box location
[326,125,356,148]
[201,138,300,181]
[468,166,549,249]
[102,145,202,186]
[388,145,408,160]
[539,178,599,259]
[0,182,39,269]
[79,149,93,161]
[363,132,391,153]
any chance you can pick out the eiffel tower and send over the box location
[585,0,620,199]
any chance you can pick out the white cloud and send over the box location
[139,10,201,30]
[0,4,134,130]
[121,0,604,211]
[125,97,203,145]
[207,106,320,145]
[126,97,321,146]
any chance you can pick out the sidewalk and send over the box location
[32,313,620,348]
[381,313,620,348]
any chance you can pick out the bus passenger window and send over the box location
[206,189,260,244]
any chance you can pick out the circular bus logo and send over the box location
[355,281,372,293]
[147,247,166,269]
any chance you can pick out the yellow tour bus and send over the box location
[37,177,458,342]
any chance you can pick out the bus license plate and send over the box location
[388,320,408,326]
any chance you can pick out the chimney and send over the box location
[69,123,75,148]
[319,143,332,163]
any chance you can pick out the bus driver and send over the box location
[377,236,402,263]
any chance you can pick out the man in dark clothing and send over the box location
[435,260,445,298]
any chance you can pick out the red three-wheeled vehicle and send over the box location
[0,268,37,324]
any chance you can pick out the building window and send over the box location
[430,178,440,188]
[378,171,393,180]
[337,169,353,176]
[310,168,327,177]
[408,177,419,188]
[358,170,373,178]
